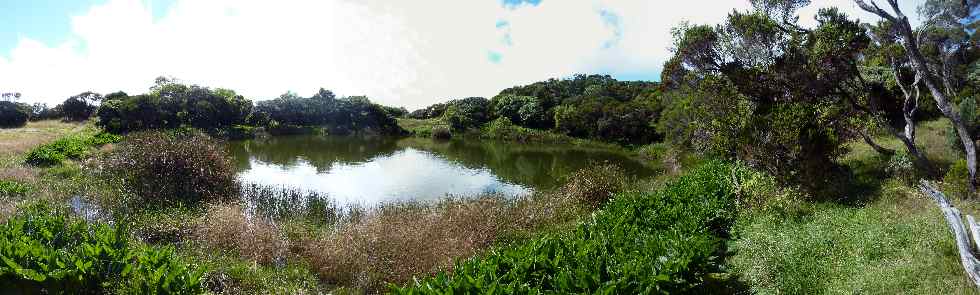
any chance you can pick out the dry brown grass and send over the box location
[296,197,518,291]
[193,203,290,266]
[189,164,628,294]
[292,164,627,293]
[0,120,85,159]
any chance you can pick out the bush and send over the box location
[885,151,917,185]
[0,180,29,198]
[107,131,239,207]
[430,126,452,140]
[0,101,29,128]
[0,206,204,293]
[25,135,90,166]
[255,91,404,135]
[555,163,628,208]
[393,161,738,294]
[96,79,252,133]
[943,159,972,199]
[442,97,491,132]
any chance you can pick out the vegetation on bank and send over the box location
[394,161,740,293]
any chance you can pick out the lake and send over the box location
[228,135,656,206]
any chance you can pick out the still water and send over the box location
[228,135,655,206]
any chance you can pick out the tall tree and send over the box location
[854,0,980,192]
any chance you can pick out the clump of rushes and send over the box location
[106,131,238,208]
[392,161,738,294]
[193,203,290,266]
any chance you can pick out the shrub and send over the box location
[25,135,90,166]
[441,97,491,132]
[943,159,972,199]
[0,180,29,198]
[885,151,917,185]
[393,161,738,294]
[96,79,252,133]
[224,125,256,140]
[430,126,452,140]
[0,206,204,293]
[107,131,238,207]
[87,132,122,146]
[0,101,29,128]
[255,91,404,135]
[555,163,628,208]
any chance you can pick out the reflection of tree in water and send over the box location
[228,135,400,173]
[397,138,656,188]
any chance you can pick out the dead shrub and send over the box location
[556,163,628,208]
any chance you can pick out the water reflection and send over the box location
[228,135,655,206]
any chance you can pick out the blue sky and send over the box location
[0,0,175,55]
[0,0,924,108]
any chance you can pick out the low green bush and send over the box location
[0,180,30,198]
[0,206,205,293]
[25,132,119,166]
[107,131,238,207]
[392,161,738,294]
[943,159,972,199]
[25,136,89,166]
[87,132,122,146]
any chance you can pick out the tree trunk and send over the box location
[854,0,979,193]
[919,180,980,288]
[896,17,977,193]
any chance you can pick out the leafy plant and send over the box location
[0,180,29,198]
[392,161,738,294]
[0,206,204,294]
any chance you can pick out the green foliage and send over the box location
[106,131,238,208]
[662,7,866,196]
[943,159,972,199]
[87,132,122,146]
[0,101,29,128]
[0,207,204,294]
[441,97,491,132]
[61,92,101,122]
[491,94,548,128]
[96,79,252,133]
[0,180,30,198]
[884,151,918,185]
[730,187,968,293]
[255,90,404,135]
[947,96,977,153]
[224,125,256,140]
[393,161,738,294]
[25,135,90,167]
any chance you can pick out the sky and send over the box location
[0,0,924,109]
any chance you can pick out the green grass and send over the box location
[729,119,980,294]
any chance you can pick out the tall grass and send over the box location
[188,164,629,293]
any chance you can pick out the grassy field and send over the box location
[729,119,980,294]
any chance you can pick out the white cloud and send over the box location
[0,0,924,109]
